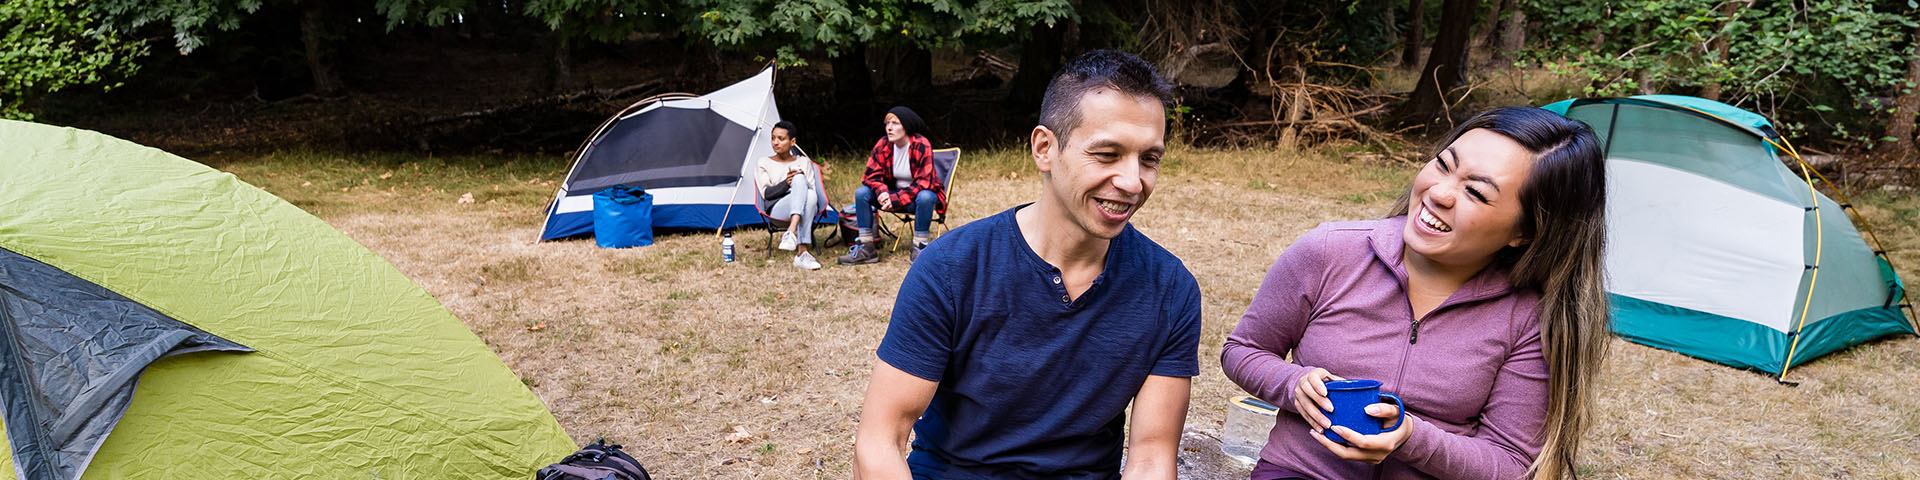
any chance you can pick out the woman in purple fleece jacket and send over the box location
[1223,107,1611,480]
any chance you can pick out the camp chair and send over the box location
[879,147,961,251]
[752,149,838,258]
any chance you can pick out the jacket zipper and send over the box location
[1378,312,1422,480]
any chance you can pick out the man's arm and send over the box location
[1120,374,1190,479]
[853,361,939,480]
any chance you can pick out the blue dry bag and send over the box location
[593,185,654,248]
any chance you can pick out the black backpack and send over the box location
[535,439,651,480]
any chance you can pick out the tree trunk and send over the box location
[902,47,934,96]
[876,46,934,97]
[833,44,875,106]
[1246,16,1274,83]
[1006,20,1068,112]
[1885,23,1920,158]
[1699,0,1751,101]
[1395,0,1477,125]
[1401,0,1428,69]
[299,1,339,95]
[832,44,878,144]
[541,29,573,94]
[1383,0,1400,47]
[1493,3,1524,65]
[1476,0,1502,55]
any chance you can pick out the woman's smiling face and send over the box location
[1402,128,1534,269]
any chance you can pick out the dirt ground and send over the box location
[216,145,1920,479]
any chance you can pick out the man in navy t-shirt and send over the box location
[853,50,1201,480]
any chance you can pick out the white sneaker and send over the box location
[793,252,822,270]
[778,232,798,251]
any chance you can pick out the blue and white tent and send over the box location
[539,66,780,240]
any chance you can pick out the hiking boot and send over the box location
[793,252,822,270]
[778,232,798,251]
[837,242,879,265]
[910,242,925,263]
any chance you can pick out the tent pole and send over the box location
[1772,135,1824,384]
[720,63,781,237]
[716,174,748,237]
[1772,135,1918,332]
[1664,104,1909,379]
[717,64,780,237]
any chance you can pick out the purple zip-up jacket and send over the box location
[1222,218,1547,480]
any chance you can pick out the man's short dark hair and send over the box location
[773,120,797,138]
[1038,50,1174,147]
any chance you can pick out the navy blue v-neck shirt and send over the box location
[876,205,1203,479]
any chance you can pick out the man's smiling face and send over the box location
[1036,87,1167,240]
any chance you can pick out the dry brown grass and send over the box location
[215,146,1919,479]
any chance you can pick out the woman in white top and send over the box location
[756,121,823,270]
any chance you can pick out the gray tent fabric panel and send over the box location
[1794,193,1899,326]
[0,247,251,480]
[569,105,757,193]
[1567,103,1806,205]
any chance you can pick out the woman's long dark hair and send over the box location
[1387,107,1610,479]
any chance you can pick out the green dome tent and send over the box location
[1543,95,1917,379]
[0,120,576,478]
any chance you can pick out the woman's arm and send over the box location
[1389,324,1548,480]
[862,140,892,200]
[762,182,790,203]
[756,162,789,202]
[1220,227,1329,413]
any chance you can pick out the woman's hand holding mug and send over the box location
[1309,402,1413,464]
[1292,368,1342,432]
[1304,378,1412,464]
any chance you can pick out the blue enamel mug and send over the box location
[1318,379,1406,445]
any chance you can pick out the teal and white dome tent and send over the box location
[1542,95,1915,380]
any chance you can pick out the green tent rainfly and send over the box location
[0,120,576,478]
[1543,95,1917,377]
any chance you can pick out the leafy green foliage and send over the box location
[93,0,272,54]
[684,0,1072,66]
[372,0,476,30]
[1525,0,1914,141]
[1,1,149,120]
[520,0,678,43]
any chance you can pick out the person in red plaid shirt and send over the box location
[840,106,947,265]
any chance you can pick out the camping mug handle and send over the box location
[1378,393,1406,432]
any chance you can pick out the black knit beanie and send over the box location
[887,106,928,139]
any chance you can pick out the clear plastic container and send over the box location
[1221,395,1279,468]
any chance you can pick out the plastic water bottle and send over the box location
[722,233,735,263]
